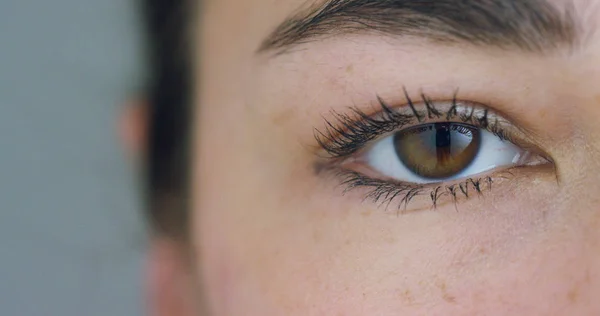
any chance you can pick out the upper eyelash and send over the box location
[314,98,413,157]
[314,88,511,159]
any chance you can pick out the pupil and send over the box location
[435,123,452,166]
[393,123,481,179]
[435,123,451,148]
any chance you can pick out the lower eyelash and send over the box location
[337,170,423,210]
[430,177,493,209]
[334,169,504,212]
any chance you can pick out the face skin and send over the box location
[148,0,600,315]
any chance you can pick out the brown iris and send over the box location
[393,123,481,179]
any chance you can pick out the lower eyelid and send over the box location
[323,154,556,213]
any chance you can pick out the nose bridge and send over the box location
[560,128,600,255]
[543,84,600,301]
[557,53,600,222]
[577,208,600,308]
[542,182,600,311]
[576,103,600,212]
[558,132,600,298]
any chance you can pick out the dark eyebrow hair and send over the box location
[259,0,578,54]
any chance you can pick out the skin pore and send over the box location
[150,0,600,315]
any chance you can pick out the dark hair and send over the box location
[142,0,193,239]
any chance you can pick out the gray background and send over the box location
[0,0,146,315]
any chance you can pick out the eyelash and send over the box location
[315,88,511,159]
[314,88,526,211]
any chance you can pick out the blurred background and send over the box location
[0,0,146,315]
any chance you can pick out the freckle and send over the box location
[479,247,487,254]
[595,94,600,105]
[361,209,373,217]
[437,281,447,291]
[399,289,414,304]
[443,293,456,303]
[567,287,578,303]
[312,229,322,243]
[585,269,591,283]
[272,109,295,127]
[471,290,484,302]
[437,281,456,304]
[346,64,354,74]
[538,108,548,119]
[327,77,342,88]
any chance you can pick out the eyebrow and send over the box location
[258,0,578,54]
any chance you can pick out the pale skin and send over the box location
[143,0,600,315]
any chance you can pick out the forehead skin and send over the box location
[196,0,600,315]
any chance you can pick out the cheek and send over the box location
[194,91,600,315]
[446,234,600,315]
[195,167,600,316]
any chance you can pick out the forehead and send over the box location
[201,0,305,47]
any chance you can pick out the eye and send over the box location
[314,91,553,209]
[365,122,533,184]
